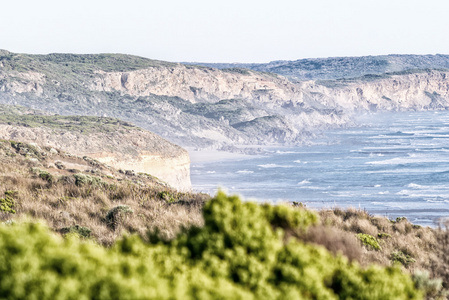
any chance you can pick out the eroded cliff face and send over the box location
[88,66,449,117]
[0,124,191,191]
[90,65,304,104]
[0,71,45,96]
[302,70,449,112]
[88,150,191,192]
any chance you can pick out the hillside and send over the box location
[192,54,449,81]
[0,139,207,245]
[0,50,348,150]
[2,50,449,152]
[0,105,191,190]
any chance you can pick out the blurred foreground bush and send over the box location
[0,192,421,299]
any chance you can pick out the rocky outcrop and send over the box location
[0,118,191,191]
[87,62,449,117]
[90,65,303,104]
[0,71,45,96]
[301,70,449,112]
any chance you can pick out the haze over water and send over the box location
[192,111,449,227]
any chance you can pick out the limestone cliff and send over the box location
[0,111,191,191]
[0,51,338,148]
[90,65,303,104]
[301,70,449,112]
[2,51,449,151]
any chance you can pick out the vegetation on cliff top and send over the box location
[0,110,137,134]
[0,50,176,73]
[194,54,449,81]
[0,105,188,161]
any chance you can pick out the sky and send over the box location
[1,0,449,63]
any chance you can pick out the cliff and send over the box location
[90,65,302,104]
[302,70,449,112]
[1,50,449,151]
[0,51,345,149]
[0,107,191,191]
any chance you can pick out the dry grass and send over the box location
[289,205,449,294]
[288,205,449,298]
[311,208,438,270]
[0,140,208,246]
[430,220,449,290]
[299,225,363,261]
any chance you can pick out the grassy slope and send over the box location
[0,104,187,161]
[193,55,449,81]
[0,139,207,245]
[0,50,175,73]
[0,104,137,134]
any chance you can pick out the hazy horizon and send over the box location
[1,0,449,63]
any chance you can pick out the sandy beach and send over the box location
[186,148,260,164]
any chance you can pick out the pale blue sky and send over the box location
[1,0,448,62]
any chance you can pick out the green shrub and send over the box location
[292,201,306,208]
[0,192,422,299]
[392,251,416,267]
[262,202,317,230]
[31,168,55,183]
[31,168,55,184]
[55,161,65,169]
[38,170,55,183]
[158,191,176,203]
[392,216,408,223]
[73,173,102,186]
[222,68,251,75]
[164,192,419,299]
[378,232,392,239]
[4,190,18,198]
[0,192,16,214]
[60,225,92,238]
[0,222,172,300]
[357,233,382,251]
[106,205,133,230]
[10,141,43,159]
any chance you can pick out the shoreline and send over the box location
[187,147,264,164]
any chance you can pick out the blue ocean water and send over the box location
[191,111,449,226]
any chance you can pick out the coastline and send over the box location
[186,147,263,164]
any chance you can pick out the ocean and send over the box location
[191,111,449,227]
